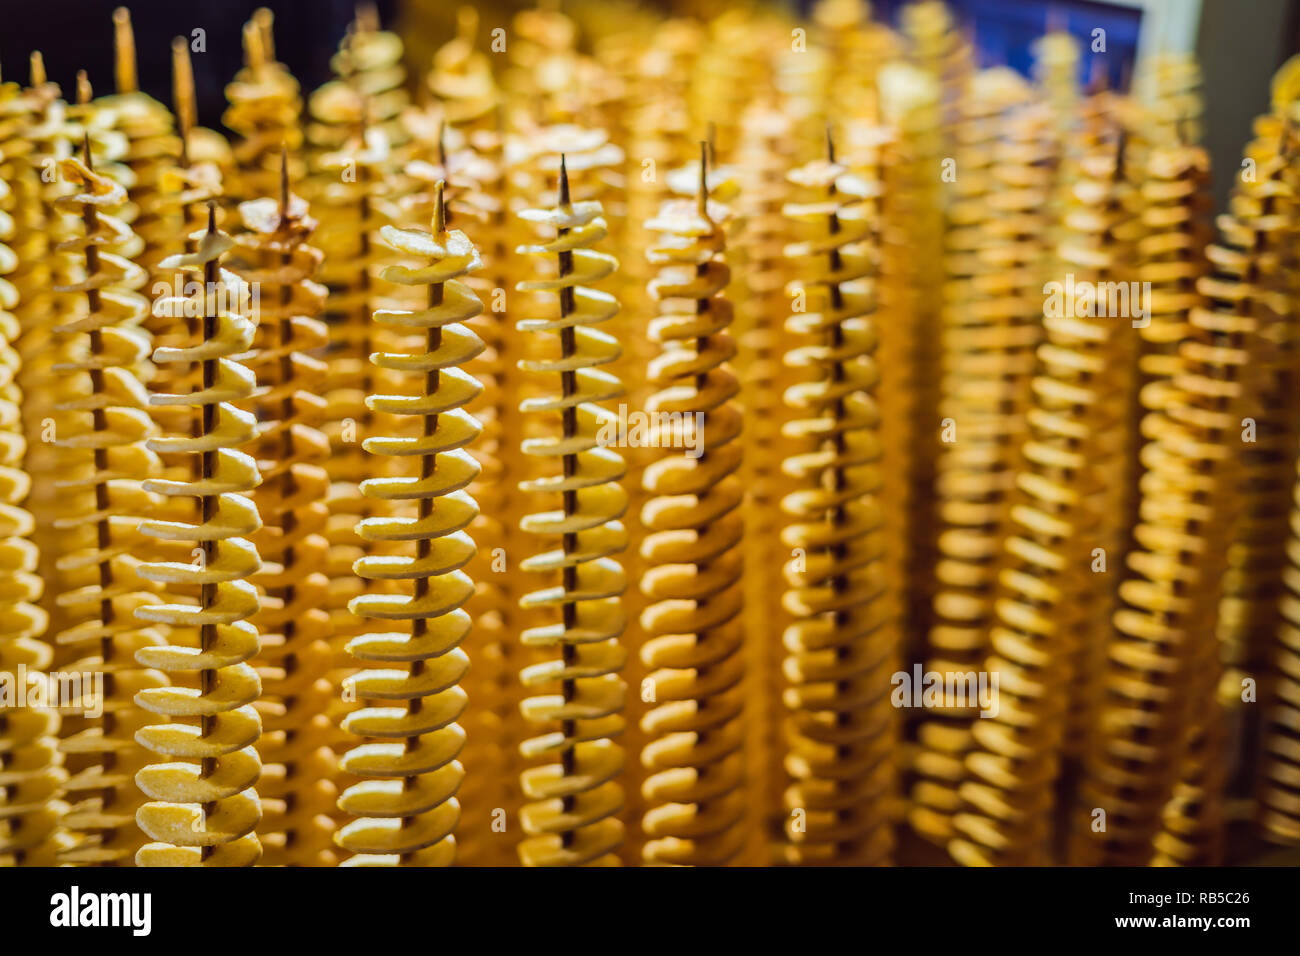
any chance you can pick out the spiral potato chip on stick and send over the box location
[132,205,265,867]
[236,156,337,866]
[334,182,484,867]
[514,158,629,866]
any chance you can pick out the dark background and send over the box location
[873,0,1142,86]
[0,0,398,130]
[0,0,1296,212]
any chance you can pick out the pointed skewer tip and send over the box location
[280,145,290,213]
[697,140,709,215]
[113,6,137,93]
[434,179,447,234]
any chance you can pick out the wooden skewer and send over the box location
[172,37,196,166]
[113,6,137,95]
[244,19,267,72]
[254,7,276,64]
